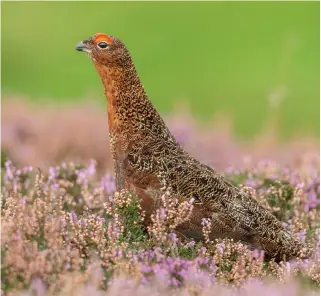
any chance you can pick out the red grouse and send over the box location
[75,33,306,260]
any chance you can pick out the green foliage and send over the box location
[226,171,250,187]
[117,195,148,247]
[178,242,203,259]
[1,151,10,168]
[260,178,295,220]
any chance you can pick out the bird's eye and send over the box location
[97,41,108,49]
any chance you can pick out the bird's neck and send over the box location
[94,63,151,131]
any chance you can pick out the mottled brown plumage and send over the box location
[76,33,306,260]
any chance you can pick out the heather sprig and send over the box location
[1,157,319,295]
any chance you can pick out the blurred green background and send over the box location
[2,2,319,139]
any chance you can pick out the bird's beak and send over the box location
[75,41,91,53]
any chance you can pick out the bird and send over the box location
[75,33,307,261]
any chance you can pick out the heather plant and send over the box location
[1,153,319,295]
[1,96,320,296]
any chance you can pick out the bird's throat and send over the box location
[94,63,148,133]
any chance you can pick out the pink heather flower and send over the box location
[225,167,235,174]
[87,159,97,175]
[5,160,14,180]
[31,278,46,296]
[159,208,166,220]
[140,264,153,274]
[244,179,258,188]
[100,174,116,194]
[23,166,31,174]
[198,247,207,255]
[298,230,306,242]
[132,255,138,265]
[169,233,178,243]
[197,257,209,266]
[97,216,105,225]
[12,182,18,192]
[285,262,291,273]
[201,218,209,226]
[308,191,319,209]
[140,275,150,284]
[50,183,59,192]
[117,249,123,258]
[169,277,181,287]
[208,260,217,274]
[48,166,59,181]
[216,243,224,254]
[69,212,77,223]
[184,241,196,249]
[75,170,88,185]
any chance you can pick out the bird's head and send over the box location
[76,33,132,68]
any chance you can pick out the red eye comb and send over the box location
[93,33,113,44]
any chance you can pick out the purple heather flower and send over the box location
[201,218,209,226]
[270,175,278,180]
[69,212,77,223]
[50,183,59,192]
[97,216,105,223]
[75,170,88,185]
[116,248,123,258]
[184,241,195,249]
[216,243,224,254]
[260,250,265,259]
[140,264,153,274]
[307,191,319,210]
[75,161,97,185]
[208,260,217,273]
[298,230,306,242]
[198,247,207,255]
[285,262,291,273]
[140,275,150,284]
[100,174,116,194]
[5,160,14,180]
[48,166,59,181]
[252,249,260,259]
[12,182,18,192]
[159,208,166,220]
[225,167,235,175]
[244,179,258,188]
[87,159,97,176]
[13,233,21,240]
[169,277,181,287]
[132,255,138,265]
[31,278,46,296]
[197,257,209,266]
[169,232,178,243]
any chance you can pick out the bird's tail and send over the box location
[260,228,310,262]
